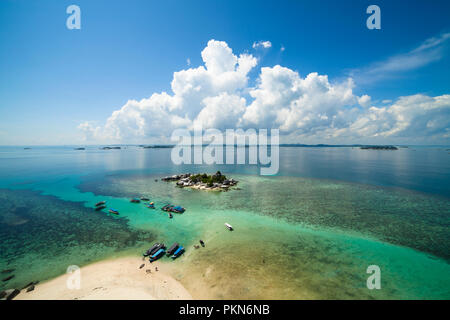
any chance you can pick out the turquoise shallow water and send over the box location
[0,146,449,299]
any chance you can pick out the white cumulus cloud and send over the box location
[252,40,272,49]
[79,39,450,145]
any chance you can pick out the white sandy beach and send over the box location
[15,256,192,300]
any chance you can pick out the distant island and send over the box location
[140,145,175,149]
[360,145,398,150]
[100,146,121,150]
[128,144,410,149]
[162,171,238,191]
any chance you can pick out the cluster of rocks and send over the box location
[161,174,190,181]
[0,268,38,300]
[161,172,239,191]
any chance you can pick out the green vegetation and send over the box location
[190,171,227,187]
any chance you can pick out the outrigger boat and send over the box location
[161,204,174,211]
[144,202,155,209]
[150,248,166,262]
[143,243,165,257]
[95,201,106,207]
[172,206,185,213]
[225,223,233,231]
[130,198,140,203]
[109,209,119,215]
[161,204,185,213]
[95,205,106,211]
[166,242,179,256]
[171,246,185,259]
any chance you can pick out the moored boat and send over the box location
[140,197,150,201]
[225,223,233,231]
[130,198,140,203]
[171,246,185,259]
[145,202,155,209]
[144,243,165,257]
[166,242,179,256]
[109,209,119,215]
[150,248,166,262]
[95,201,106,207]
[172,206,185,213]
[162,204,174,211]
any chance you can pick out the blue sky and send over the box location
[0,0,449,145]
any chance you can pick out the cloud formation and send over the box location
[252,40,272,49]
[79,39,450,144]
[351,32,450,84]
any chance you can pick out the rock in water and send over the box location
[1,269,15,274]
[2,275,14,282]
[26,285,35,292]
[5,289,20,300]
[21,281,34,290]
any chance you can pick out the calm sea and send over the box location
[0,146,449,299]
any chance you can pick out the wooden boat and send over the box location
[144,202,155,209]
[225,223,233,231]
[172,206,185,213]
[144,243,165,257]
[171,246,185,259]
[109,209,119,215]
[149,248,165,262]
[166,243,179,256]
[162,204,174,211]
[95,201,106,207]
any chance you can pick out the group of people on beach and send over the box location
[144,266,158,274]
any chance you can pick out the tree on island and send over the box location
[190,171,227,186]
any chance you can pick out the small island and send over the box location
[360,145,398,150]
[100,146,121,150]
[140,145,174,149]
[162,171,238,191]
